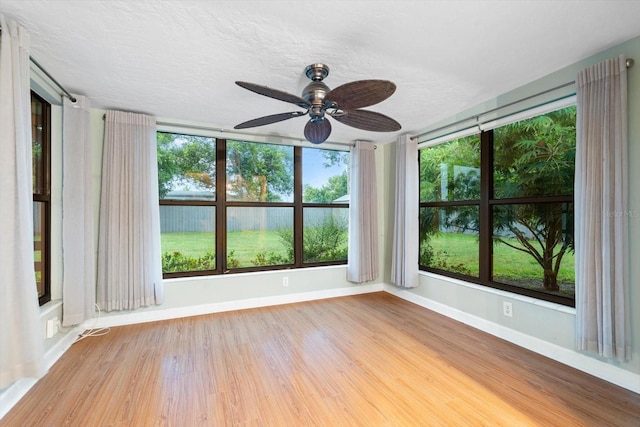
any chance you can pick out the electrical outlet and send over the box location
[503,302,513,317]
[46,317,59,338]
[282,277,289,287]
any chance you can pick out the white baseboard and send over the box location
[0,324,84,419]
[383,283,640,394]
[88,283,385,329]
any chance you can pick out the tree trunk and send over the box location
[258,176,267,202]
[542,259,559,291]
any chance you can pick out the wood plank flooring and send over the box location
[2,292,639,426]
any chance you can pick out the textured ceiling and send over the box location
[2,0,640,144]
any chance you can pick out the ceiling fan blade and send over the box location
[236,81,310,108]
[304,119,332,144]
[234,111,306,129]
[331,109,401,132]
[325,80,396,109]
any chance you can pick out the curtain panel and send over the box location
[575,55,630,362]
[0,15,45,389]
[347,141,378,283]
[96,110,163,311]
[391,134,419,288]
[62,95,95,326]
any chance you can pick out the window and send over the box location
[158,132,217,275]
[32,91,51,305]
[419,105,576,306]
[302,147,349,263]
[158,133,349,276]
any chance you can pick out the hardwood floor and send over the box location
[2,292,639,426]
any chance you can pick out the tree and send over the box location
[157,132,216,198]
[303,171,348,203]
[491,107,576,291]
[226,140,293,202]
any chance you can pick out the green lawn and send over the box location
[426,232,574,279]
[161,229,290,268]
[424,232,575,296]
[163,230,575,297]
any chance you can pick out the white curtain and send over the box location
[391,134,419,288]
[62,95,95,326]
[96,110,163,311]
[0,15,45,389]
[575,55,630,362]
[347,141,378,283]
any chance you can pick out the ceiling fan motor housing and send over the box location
[303,81,329,121]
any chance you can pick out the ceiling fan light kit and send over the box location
[234,63,401,144]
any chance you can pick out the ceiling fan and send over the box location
[234,63,401,144]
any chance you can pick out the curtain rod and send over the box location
[29,56,77,103]
[155,120,358,147]
[102,116,366,148]
[0,25,77,102]
[412,57,635,141]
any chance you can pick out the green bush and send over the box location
[226,250,240,268]
[250,250,292,266]
[277,216,348,263]
[161,250,215,273]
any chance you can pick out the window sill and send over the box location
[39,299,62,318]
[419,271,576,315]
[164,264,348,284]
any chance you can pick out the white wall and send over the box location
[387,37,640,385]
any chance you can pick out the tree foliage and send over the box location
[226,140,293,202]
[303,171,348,203]
[157,132,216,198]
[157,134,295,202]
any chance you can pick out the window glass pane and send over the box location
[33,202,46,298]
[492,203,574,298]
[419,206,479,277]
[158,132,216,201]
[493,106,576,199]
[302,147,349,203]
[419,135,480,203]
[303,207,348,263]
[227,207,293,268]
[160,205,216,273]
[226,140,293,202]
[31,95,45,195]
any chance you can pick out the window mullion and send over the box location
[216,138,227,273]
[479,130,493,284]
[293,146,303,267]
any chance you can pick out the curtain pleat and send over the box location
[0,15,45,389]
[96,110,163,311]
[575,55,630,362]
[391,134,419,288]
[347,141,378,283]
[62,95,95,326]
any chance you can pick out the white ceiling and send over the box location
[3,0,640,144]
